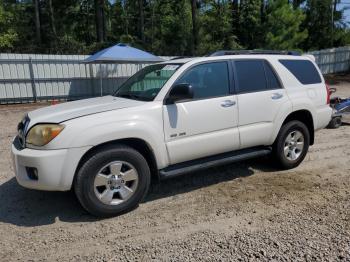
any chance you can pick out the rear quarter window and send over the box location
[279,59,322,85]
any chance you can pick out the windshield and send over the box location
[114,63,182,101]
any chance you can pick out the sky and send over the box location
[339,2,350,24]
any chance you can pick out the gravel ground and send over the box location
[0,82,350,261]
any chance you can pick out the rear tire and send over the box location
[74,144,151,217]
[273,121,310,170]
[327,116,342,129]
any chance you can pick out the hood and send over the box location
[28,96,145,127]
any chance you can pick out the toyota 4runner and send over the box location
[12,51,332,217]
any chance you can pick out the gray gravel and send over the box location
[0,83,350,261]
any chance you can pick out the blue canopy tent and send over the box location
[84,43,164,95]
[84,43,164,64]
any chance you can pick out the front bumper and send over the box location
[12,138,91,191]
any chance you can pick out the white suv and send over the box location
[12,51,332,217]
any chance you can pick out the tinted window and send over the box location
[279,59,322,85]
[235,60,267,93]
[175,62,230,99]
[264,61,281,89]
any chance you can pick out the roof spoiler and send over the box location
[302,54,316,62]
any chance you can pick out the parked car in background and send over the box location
[12,51,332,217]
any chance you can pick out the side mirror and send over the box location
[166,83,194,104]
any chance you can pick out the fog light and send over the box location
[26,167,38,180]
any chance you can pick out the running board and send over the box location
[159,147,271,180]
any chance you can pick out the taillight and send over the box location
[325,83,330,105]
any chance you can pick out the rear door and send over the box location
[233,59,290,148]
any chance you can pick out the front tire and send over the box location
[273,121,310,169]
[74,144,151,217]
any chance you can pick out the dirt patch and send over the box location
[0,85,350,261]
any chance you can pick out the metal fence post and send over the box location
[88,63,95,97]
[99,63,103,96]
[28,57,37,102]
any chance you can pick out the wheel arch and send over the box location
[278,110,315,145]
[73,138,159,189]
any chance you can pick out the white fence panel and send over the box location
[2,47,350,104]
[308,46,350,74]
[0,53,149,103]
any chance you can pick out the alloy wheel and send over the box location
[283,130,304,161]
[93,161,139,205]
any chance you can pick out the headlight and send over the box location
[26,124,65,146]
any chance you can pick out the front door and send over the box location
[163,61,240,165]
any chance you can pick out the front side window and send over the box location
[175,61,230,99]
[115,63,182,101]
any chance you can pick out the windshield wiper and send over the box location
[116,93,139,100]
[116,93,152,101]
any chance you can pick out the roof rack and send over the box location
[170,56,191,60]
[208,50,301,57]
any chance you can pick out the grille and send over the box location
[17,115,30,149]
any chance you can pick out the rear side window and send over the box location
[234,60,281,93]
[235,60,267,93]
[279,59,322,85]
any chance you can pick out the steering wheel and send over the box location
[140,88,159,97]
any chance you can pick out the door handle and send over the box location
[221,100,236,107]
[271,93,283,100]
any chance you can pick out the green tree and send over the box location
[303,0,333,50]
[0,0,18,50]
[197,0,240,55]
[238,0,263,49]
[190,0,199,55]
[265,0,307,50]
[94,0,107,43]
[291,0,306,9]
[145,0,192,55]
[1,0,350,55]
[110,0,126,43]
